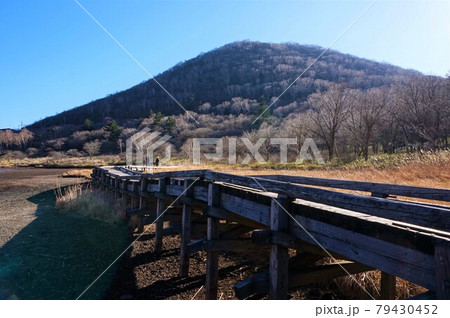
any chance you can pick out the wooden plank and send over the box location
[252,229,344,259]
[435,243,450,299]
[180,179,194,277]
[380,272,396,300]
[204,171,450,232]
[290,199,449,255]
[258,174,450,202]
[204,205,267,228]
[269,195,289,300]
[167,184,184,197]
[290,214,436,290]
[219,192,271,226]
[141,169,207,179]
[154,178,167,254]
[205,183,220,300]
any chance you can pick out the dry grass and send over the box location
[313,258,427,300]
[60,169,93,179]
[55,184,125,224]
[0,155,123,168]
[333,270,427,300]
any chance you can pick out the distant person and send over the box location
[154,156,160,167]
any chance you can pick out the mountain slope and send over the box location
[29,41,420,129]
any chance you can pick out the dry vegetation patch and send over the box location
[55,184,125,224]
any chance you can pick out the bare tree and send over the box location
[309,84,349,160]
[83,140,101,158]
[17,128,34,150]
[345,88,388,160]
[399,76,449,150]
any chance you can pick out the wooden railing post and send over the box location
[154,177,168,254]
[380,272,396,299]
[435,243,450,299]
[180,179,195,277]
[205,183,220,299]
[269,194,289,300]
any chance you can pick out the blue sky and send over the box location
[0,0,449,129]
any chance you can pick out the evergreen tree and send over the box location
[104,120,121,141]
[83,118,94,131]
[154,112,163,124]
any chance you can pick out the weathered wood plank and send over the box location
[220,192,271,226]
[290,214,436,290]
[204,171,450,232]
[204,205,267,229]
[290,199,450,255]
[258,174,450,202]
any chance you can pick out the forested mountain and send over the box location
[2,41,448,162]
[29,41,419,128]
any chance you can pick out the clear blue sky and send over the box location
[0,0,449,129]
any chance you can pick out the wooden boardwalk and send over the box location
[92,166,450,300]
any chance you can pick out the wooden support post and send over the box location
[180,179,195,277]
[269,195,289,300]
[154,178,167,254]
[380,272,396,300]
[138,178,149,233]
[435,243,450,299]
[205,183,220,300]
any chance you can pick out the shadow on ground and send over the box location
[0,188,128,300]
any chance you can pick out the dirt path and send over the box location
[0,168,128,300]
[0,168,78,248]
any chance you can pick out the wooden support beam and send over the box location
[205,183,220,300]
[289,262,373,289]
[252,229,344,259]
[269,195,290,300]
[380,272,396,300]
[180,179,195,277]
[162,225,181,236]
[435,243,450,299]
[203,239,253,252]
[235,262,372,299]
[154,178,167,254]
[234,270,269,299]
[188,238,205,255]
